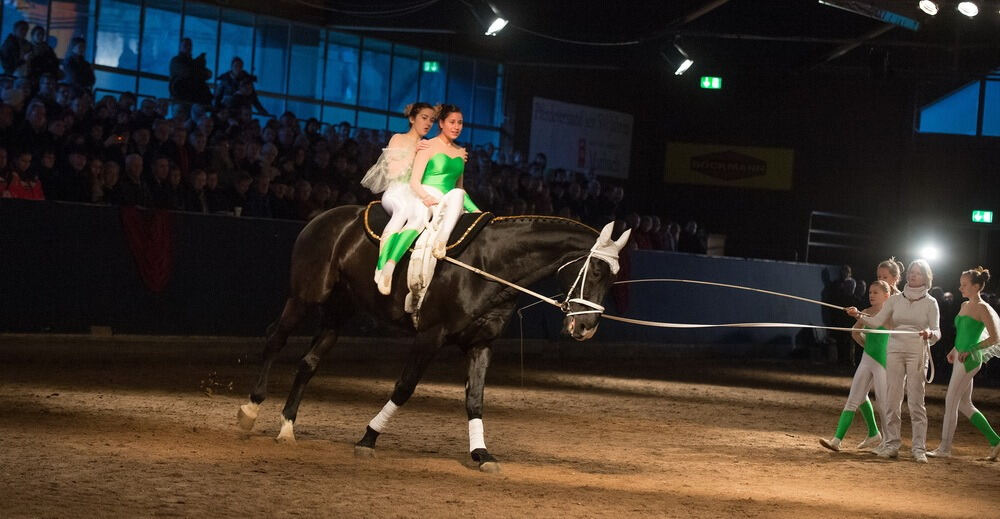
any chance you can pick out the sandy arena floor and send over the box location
[1,335,998,518]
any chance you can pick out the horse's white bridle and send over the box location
[557,223,631,318]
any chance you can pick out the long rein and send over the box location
[441,256,935,382]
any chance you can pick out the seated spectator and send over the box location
[168,38,212,106]
[228,171,252,215]
[184,169,209,213]
[649,216,665,250]
[97,160,120,204]
[203,171,228,213]
[269,180,294,220]
[26,26,60,82]
[7,150,44,200]
[664,221,680,252]
[293,179,312,219]
[633,215,654,249]
[163,164,186,210]
[214,57,267,113]
[0,21,30,77]
[678,220,707,254]
[146,155,170,207]
[117,153,150,206]
[244,170,272,218]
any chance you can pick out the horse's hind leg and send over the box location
[273,326,340,443]
[465,344,500,473]
[355,330,442,457]
[237,297,308,431]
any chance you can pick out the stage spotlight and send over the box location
[918,0,939,15]
[483,2,508,36]
[919,244,942,262]
[661,43,694,75]
[957,1,979,17]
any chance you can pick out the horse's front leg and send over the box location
[355,330,442,456]
[465,343,499,472]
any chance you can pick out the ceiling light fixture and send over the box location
[661,43,694,75]
[957,1,979,17]
[918,0,939,15]
[483,2,508,36]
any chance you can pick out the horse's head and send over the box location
[557,222,631,341]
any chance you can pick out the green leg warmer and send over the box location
[858,398,879,437]
[386,229,420,264]
[970,412,1000,446]
[834,410,855,440]
[376,233,398,270]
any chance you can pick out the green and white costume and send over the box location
[823,326,887,449]
[361,144,419,292]
[932,314,1000,456]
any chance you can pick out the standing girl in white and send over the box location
[847,260,940,462]
[819,280,891,452]
[927,267,1000,460]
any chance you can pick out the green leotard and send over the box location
[422,153,479,212]
[954,314,987,372]
[864,326,888,368]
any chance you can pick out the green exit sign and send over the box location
[700,76,722,89]
[972,210,994,223]
[422,61,440,73]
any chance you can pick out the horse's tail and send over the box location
[288,206,366,304]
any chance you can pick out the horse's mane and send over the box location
[490,215,599,236]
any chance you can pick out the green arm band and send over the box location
[463,192,480,213]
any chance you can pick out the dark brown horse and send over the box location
[237,205,629,472]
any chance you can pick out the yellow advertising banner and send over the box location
[665,142,794,190]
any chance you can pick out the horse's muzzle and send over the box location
[564,316,599,341]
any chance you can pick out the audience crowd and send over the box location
[0,27,705,253]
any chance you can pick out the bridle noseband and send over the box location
[556,249,618,317]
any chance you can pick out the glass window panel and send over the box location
[94,69,135,94]
[49,0,92,58]
[255,94,283,117]
[183,3,219,78]
[323,39,358,105]
[447,56,475,119]
[419,50,446,105]
[359,46,389,109]
[389,53,419,115]
[218,9,253,82]
[918,81,979,136]
[356,110,386,131]
[981,79,1000,137]
[95,0,140,70]
[321,105,354,127]
[475,61,496,89]
[388,116,409,133]
[288,25,320,99]
[286,100,320,122]
[471,129,499,148]
[253,18,288,95]
[140,0,180,75]
[473,87,495,126]
[138,76,168,99]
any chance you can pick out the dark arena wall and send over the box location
[0,199,836,344]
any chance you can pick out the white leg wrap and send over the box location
[469,418,486,452]
[368,400,399,433]
[276,415,295,442]
[240,402,260,420]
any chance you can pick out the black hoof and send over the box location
[472,448,500,473]
[356,426,380,450]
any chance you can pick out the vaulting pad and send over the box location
[363,201,494,257]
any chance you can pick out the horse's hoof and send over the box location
[275,416,295,443]
[354,445,376,458]
[479,461,501,473]
[237,403,259,431]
